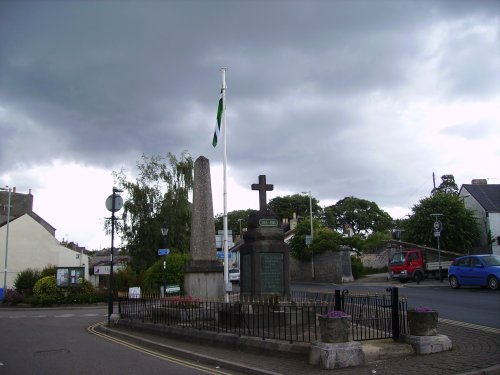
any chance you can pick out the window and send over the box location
[470,257,482,267]
[453,257,470,267]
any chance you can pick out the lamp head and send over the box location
[161,223,168,236]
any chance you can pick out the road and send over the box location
[292,277,500,328]
[0,306,243,375]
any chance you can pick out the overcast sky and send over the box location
[1,0,499,250]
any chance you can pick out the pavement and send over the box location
[97,275,500,375]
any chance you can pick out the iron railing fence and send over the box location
[118,288,407,344]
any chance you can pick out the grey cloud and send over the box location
[0,0,498,215]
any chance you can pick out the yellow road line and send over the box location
[88,322,234,375]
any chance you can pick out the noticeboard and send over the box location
[56,267,85,288]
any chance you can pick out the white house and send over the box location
[459,181,500,255]
[0,212,89,290]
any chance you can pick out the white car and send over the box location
[229,268,240,283]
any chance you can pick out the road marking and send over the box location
[54,314,75,318]
[88,322,234,375]
[439,318,500,334]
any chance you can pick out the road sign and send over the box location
[158,248,170,256]
[305,235,312,245]
[105,194,123,212]
[433,220,442,237]
[165,284,180,294]
[216,251,232,260]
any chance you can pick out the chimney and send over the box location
[471,179,487,185]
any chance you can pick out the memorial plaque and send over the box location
[260,253,283,293]
[259,218,278,227]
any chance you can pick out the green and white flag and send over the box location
[212,90,223,147]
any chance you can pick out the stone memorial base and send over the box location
[184,260,224,300]
[402,334,452,355]
[309,341,365,369]
[108,313,121,326]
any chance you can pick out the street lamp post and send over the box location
[161,224,169,297]
[0,187,12,298]
[237,218,243,236]
[105,187,123,325]
[302,191,314,280]
[431,213,443,282]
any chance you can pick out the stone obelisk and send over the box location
[184,156,224,300]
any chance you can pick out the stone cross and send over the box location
[251,175,274,212]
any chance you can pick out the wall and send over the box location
[490,212,500,255]
[462,189,489,250]
[290,247,353,283]
[361,250,390,269]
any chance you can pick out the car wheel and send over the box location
[413,272,423,283]
[449,275,460,289]
[487,276,499,290]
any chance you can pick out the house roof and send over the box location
[461,184,500,212]
[0,212,56,236]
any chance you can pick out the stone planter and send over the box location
[318,314,352,343]
[407,309,438,336]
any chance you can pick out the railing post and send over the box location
[390,287,400,340]
[334,289,341,311]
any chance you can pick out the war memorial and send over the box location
[114,155,454,371]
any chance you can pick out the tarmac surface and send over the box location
[100,276,500,375]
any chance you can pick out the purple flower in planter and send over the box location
[413,306,435,312]
[323,310,348,318]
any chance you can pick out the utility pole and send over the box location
[0,186,12,298]
[431,213,443,282]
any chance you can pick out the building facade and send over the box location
[459,181,500,255]
[0,189,89,291]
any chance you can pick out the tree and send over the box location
[113,151,194,271]
[289,218,323,260]
[268,194,321,222]
[404,192,480,253]
[214,209,254,236]
[324,196,393,236]
[434,174,459,195]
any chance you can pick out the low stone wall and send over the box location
[360,250,389,270]
[290,247,353,283]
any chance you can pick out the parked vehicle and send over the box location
[448,254,500,290]
[229,268,240,283]
[388,248,456,283]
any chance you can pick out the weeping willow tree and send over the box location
[113,151,194,271]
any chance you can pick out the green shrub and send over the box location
[41,265,58,278]
[31,276,104,306]
[351,256,365,279]
[14,268,42,295]
[114,266,139,292]
[33,276,65,305]
[143,251,190,293]
[21,294,40,306]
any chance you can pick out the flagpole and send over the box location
[221,67,229,302]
